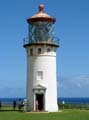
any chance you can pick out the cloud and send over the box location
[1,74,89,98]
[57,74,89,97]
[77,83,81,88]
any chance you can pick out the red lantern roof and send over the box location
[27,4,56,23]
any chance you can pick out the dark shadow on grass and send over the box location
[0,110,23,112]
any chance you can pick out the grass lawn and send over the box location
[0,108,89,120]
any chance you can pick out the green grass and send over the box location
[0,107,89,120]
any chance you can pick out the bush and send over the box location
[58,102,89,110]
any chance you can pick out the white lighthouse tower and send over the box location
[23,4,59,112]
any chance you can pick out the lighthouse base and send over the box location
[25,99,58,112]
[45,103,58,112]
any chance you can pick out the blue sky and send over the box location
[0,0,89,98]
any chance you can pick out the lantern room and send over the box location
[24,4,59,47]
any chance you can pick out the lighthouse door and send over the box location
[33,84,46,111]
[36,94,44,111]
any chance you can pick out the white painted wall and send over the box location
[26,45,58,112]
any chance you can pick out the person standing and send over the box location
[13,100,16,110]
[62,100,65,109]
[0,101,2,110]
[23,99,27,112]
[18,99,22,111]
[35,100,39,111]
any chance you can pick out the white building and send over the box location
[23,4,59,112]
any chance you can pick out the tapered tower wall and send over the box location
[26,45,58,111]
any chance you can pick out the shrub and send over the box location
[58,102,89,110]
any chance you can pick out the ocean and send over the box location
[0,98,25,106]
[58,97,89,104]
[0,97,89,105]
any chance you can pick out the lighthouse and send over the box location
[23,4,59,112]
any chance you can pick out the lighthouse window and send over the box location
[38,48,41,54]
[47,48,50,52]
[54,48,56,52]
[37,71,43,80]
[30,48,33,56]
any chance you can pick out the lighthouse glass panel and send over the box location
[29,22,54,43]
